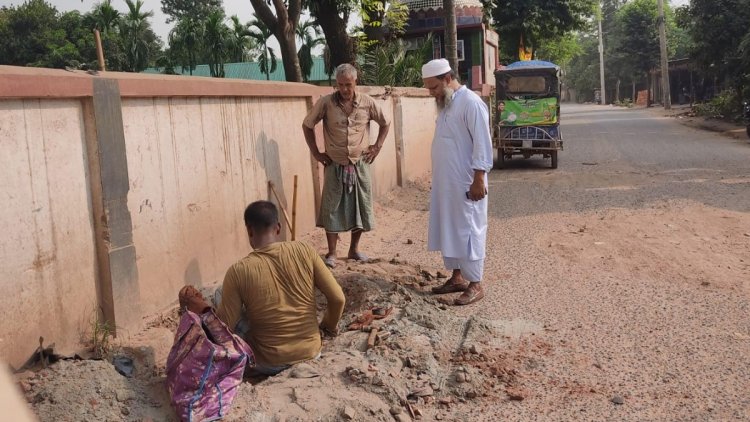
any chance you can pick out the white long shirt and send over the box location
[427,86,493,260]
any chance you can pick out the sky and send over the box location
[1,0,690,50]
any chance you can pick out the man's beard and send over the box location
[436,86,455,110]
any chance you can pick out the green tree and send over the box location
[566,32,601,102]
[535,32,583,68]
[296,19,324,82]
[0,0,106,69]
[249,15,278,80]
[84,0,127,70]
[228,15,256,63]
[360,35,432,87]
[483,0,596,62]
[359,0,408,44]
[169,16,202,74]
[161,0,222,23]
[0,0,66,66]
[611,0,659,85]
[119,0,156,72]
[203,9,230,77]
[88,0,120,34]
[678,0,750,99]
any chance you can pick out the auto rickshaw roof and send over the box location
[496,60,561,76]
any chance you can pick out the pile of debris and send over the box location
[17,259,543,421]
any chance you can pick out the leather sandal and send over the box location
[454,284,485,306]
[431,279,469,294]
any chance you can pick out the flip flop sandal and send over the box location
[348,252,370,262]
[454,287,485,306]
[324,255,336,268]
[431,280,469,294]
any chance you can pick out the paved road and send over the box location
[489,103,750,218]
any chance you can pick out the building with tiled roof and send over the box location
[401,0,499,93]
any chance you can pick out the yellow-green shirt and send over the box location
[216,241,345,366]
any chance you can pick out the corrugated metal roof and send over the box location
[143,57,330,82]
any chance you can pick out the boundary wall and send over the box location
[0,66,437,366]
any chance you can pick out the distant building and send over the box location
[400,0,499,93]
[143,57,333,85]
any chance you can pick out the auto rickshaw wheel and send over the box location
[550,150,558,169]
[495,149,505,169]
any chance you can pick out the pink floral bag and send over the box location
[166,309,254,422]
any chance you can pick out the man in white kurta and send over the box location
[422,59,493,306]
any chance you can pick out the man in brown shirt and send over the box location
[302,63,391,268]
[180,201,345,375]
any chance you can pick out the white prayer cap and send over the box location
[422,58,451,79]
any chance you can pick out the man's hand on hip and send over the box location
[314,152,333,166]
[362,144,382,164]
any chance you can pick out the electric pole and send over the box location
[657,0,671,109]
[598,3,606,105]
[443,0,458,72]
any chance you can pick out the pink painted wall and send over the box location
[0,66,437,366]
[0,98,99,366]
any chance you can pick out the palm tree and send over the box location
[89,0,120,34]
[228,15,256,63]
[119,0,154,72]
[361,35,433,87]
[296,19,324,82]
[248,15,277,80]
[169,17,201,75]
[203,10,230,77]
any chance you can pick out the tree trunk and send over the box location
[632,80,636,103]
[311,2,355,69]
[615,78,621,102]
[249,0,303,82]
[277,27,302,82]
[443,0,458,72]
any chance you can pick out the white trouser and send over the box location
[443,256,485,283]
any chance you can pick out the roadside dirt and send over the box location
[655,105,749,141]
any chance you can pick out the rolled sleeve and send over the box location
[369,100,391,127]
[303,96,327,129]
[311,251,345,332]
[467,100,493,172]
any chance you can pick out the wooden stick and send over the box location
[94,29,106,71]
[292,175,298,241]
[268,181,293,234]
[38,336,46,369]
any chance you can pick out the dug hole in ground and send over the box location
[15,180,750,422]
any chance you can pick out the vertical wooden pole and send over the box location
[292,175,298,240]
[94,29,106,72]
